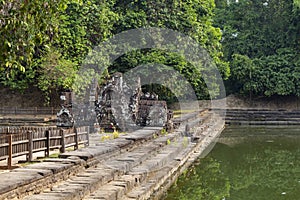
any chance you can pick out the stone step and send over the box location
[0,111,220,200]
[123,120,224,200]
[0,128,163,200]
[227,120,300,125]
[22,129,184,200]
[23,166,118,200]
[59,127,161,163]
[225,116,300,121]
[83,126,205,200]
[225,109,300,125]
[225,108,300,112]
[226,113,300,116]
[83,137,195,200]
[172,109,207,128]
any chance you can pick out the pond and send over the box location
[163,126,300,200]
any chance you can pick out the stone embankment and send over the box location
[0,110,224,200]
[225,109,300,125]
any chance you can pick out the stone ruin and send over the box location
[56,91,74,127]
[95,72,173,132]
[56,72,173,131]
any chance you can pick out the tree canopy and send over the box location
[0,0,229,103]
[110,0,229,100]
[215,0,300,97]
[2,0,299,103]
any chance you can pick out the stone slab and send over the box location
[0,171,43,195]
[59,151,94,160]
[43,157,85,165]
[12,167,53,177]
[23,192,74,200]
[60,145,118,161]
[23,162,74,174]
[120,128,160,141]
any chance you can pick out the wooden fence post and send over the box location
[7,134,12,169]
[45,130,50,157]
[27,131,33,162]
[60,129,65,153]
[86,126,90,147]
[74,127,78,150]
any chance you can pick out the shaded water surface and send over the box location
[163,126,300,200]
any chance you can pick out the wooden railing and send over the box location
[0,107,60,115]
[0,126,89,168]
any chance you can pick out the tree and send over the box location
[1,0,229,103]
[34,48,77,103]
[0,0,71,90]
[111,0,229,101]
[55,0,117,64]
[215,0,300,97]
[0,0,117,102]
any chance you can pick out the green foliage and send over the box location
[111,0,229,100]
[182,136,189,147]
[1,0,229,103]
[294,0,300,8]
[215,0,300,97]
[215,0,298,59]
[230,49,300,97]
[55,0,117,64]
[35,48,77,103]
[0,0,70,88]
[0,0,117,101]
[254,49,300,97]
[111,49,212,101]
[230,54,258,95]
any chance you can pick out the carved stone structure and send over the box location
[56,73,173,130]
[95,73,172,131]
[57,91,74,127]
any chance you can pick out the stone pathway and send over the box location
[0,110,224,200]
[0,150,60,174]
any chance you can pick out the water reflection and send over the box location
[164,126,300,200]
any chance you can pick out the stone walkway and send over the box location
[0,110,225,200]
[0,150,60,174]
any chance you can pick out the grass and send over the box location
[48,152,60,158]
[19,161,39,167]
[182,136,189,147]
[99,129,126,141]
[166,139,171,145]
[161,128,168,135]
[173,109,198,118]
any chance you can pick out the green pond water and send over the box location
[163,126,300,200]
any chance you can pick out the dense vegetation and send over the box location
[0,0,299,103]
[215,0,300,97]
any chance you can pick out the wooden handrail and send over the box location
[0,126,89,168]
